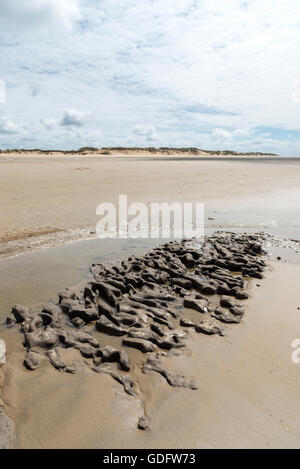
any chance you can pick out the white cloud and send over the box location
[0,0,80,37]
[0,117,21,134]
[60,109,90,127]
[233,128,254,137]
[213,127,254,139]
[1,0,300,154]
[132,125,158,141]
[41,118,57,130]
[213,128,233,139]
[125,136,136,145]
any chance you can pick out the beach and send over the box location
[0,153,300,449]
[0,153,300,258]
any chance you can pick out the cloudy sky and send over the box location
[0,0,300,154]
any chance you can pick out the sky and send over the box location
[0,0,300,154]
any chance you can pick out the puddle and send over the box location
[0,237,161,322]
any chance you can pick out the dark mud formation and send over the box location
[6,232,267,430]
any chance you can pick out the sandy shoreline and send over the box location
[1,252,300,449]
[0,154,300,258]
[2,0,300,450]
[0,154,300,449]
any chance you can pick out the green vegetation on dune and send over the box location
[0,147,278,156]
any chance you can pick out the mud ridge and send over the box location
[5,232,267,432]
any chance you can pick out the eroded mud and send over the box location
[5,232,267,432]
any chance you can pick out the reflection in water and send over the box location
[0,237,160,321]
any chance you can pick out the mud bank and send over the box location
[3,232,268,444]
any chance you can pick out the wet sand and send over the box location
[0,154,300,257]
[1,153,300,449]
[1,260,300,449]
